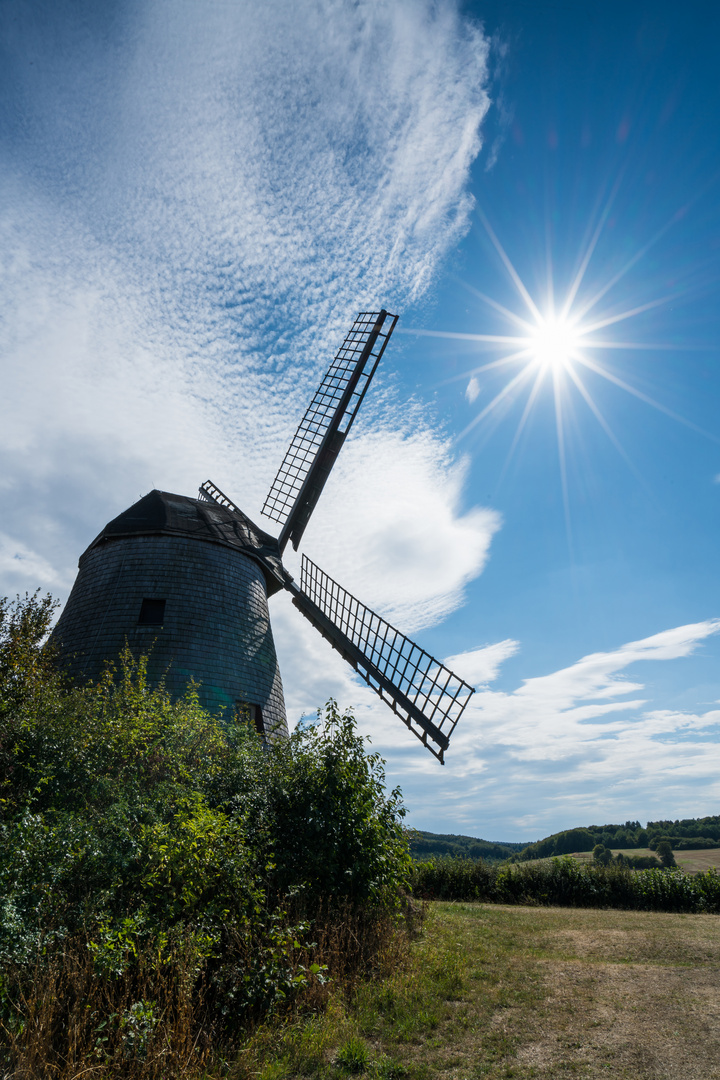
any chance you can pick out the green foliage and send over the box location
[413,854,720,913]
[516,827,597,860]
[624,853,662,869]
[407,830,522,862]
[248,701,411,910]
[335,1035,371,1073]
[0,593,411,1076]
[0,590,59,712]
[656,840,676,867]
[593,844,611,865]
[647,815,720,843]
[409,856,495,901]
[517,816,720,861]
[554,828,595,855]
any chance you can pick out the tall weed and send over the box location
[0,593,414,1078]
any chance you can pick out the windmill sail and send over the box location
[288,555,474,763]
[262,310,398,553]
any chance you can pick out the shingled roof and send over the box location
[82,489,285,595]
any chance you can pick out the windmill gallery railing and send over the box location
[291,555,475,763]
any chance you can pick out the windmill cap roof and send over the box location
[82,489,285,595]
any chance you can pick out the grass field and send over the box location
[523,848,720,874]
[616,847,720,874]
[240,901,720,1079]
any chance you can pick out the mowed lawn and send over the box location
[364,903,720,1079]
[248,901,720,1079]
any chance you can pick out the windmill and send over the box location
[52,311,474,761]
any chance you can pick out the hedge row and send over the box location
[412,855,720,913]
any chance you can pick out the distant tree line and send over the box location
[408,818,720,867]
[513,818,720,861]
[408,830,524,863]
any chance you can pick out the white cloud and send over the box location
[444,639,520,687]
[0,533,70,592]
[0,0,493,617]
[325,619,720,840]
[465,376,481,404]
[288,428,501,631]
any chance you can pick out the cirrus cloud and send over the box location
[0,0,495,623]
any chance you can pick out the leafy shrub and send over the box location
[411,856,495,901]
[625,854,661,869]
[593,844,611,865]
[0,592,412,1077]
[694,868,720,910]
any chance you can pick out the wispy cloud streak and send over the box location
[348,620,720,839]
[0,0,494,620]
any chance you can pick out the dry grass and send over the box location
[0,905,412,1080]
[613,847,720,874]
[241,902,720,1079]
[522,847,720,873]
[0,932,216,1080]
[9,903,719,1078]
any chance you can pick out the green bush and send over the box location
[410,855,496,901]
[625,854,661,869]
[0,592,412,1077]
[593,844,611,865]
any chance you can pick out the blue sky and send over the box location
[1,0,719,841]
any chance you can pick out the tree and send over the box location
[656,840,676,868]
[593,844,611,865]
[0,590,59,715]
[554,829,595,855]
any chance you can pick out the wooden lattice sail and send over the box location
[54,310,474,760]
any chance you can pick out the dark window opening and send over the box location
[138,598,166,625]
[235,702,265,737]
[241,704,264,738]
[249,704,265,736]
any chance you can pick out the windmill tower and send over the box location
[52,311,474,760]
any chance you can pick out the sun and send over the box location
[408,204,709,544]
[528,315,582,371]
